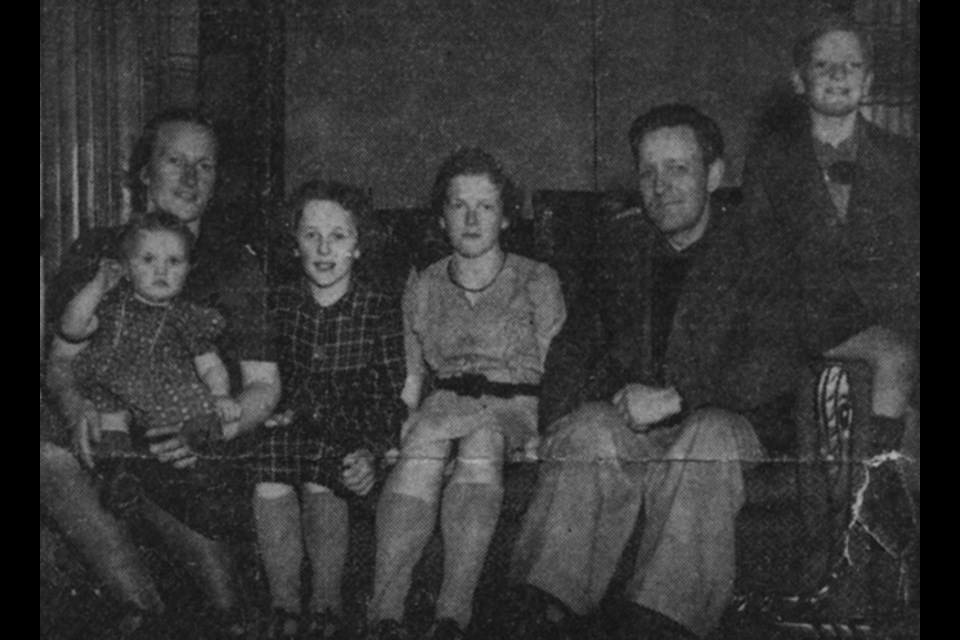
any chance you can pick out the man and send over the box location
[507,105,795,640]
[41,109,281,637]
[742,16,920,606]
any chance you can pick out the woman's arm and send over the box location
[401,269,428,410]
[530,263,567,366]
[45,337,100,466]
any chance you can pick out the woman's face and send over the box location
[442,174,507,259]
[296,199,359,295]
[142,121,218,225]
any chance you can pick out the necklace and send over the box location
[115,291,171,357]
[447,252,507,294]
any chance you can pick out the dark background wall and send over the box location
[285,0,821,209]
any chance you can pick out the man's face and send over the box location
[142,121,217,224]
[637,126,721,248]
[794,30,873,118]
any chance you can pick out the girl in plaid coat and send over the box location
[253,182,406,639]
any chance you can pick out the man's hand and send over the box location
[342,449,376,496]
[611,384,682,432]
[145,425,198,469]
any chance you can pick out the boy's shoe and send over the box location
[364,619,410,640]
[202,609,250,640]
[304,608,346,640]
[423,618,466,640]
[108,608,171,640]
[263,608,301,640]
[498,585,576,640]
[600,600,697,640]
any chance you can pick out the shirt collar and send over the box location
[813,120,861,170]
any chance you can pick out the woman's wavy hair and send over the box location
[428,148,523,224]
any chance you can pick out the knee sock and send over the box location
[368,492,437,623]
[435,482,504,628]
[301,485,349,614]
[254,486,303,613]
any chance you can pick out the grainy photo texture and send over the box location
[41,2,919,639]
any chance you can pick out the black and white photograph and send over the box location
[40,1,920,638]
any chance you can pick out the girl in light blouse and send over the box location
[367,149,566,640]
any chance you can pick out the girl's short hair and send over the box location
[428,148,522,223]
[120,211,196,262]
[287,180,373,247]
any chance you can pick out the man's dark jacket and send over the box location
[540,200,800,442]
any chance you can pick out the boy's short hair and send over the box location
[120,211,196,262]
[428,148,522,224]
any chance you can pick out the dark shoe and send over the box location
[263,608,301,640]
[423,618,466,640]
[111,609,172,640]
[498,585,575,640]
[365,619,410,640]
[100,460,145,518]
[202,608,250,640]
[601,600,697,640]
[304,609,346,640]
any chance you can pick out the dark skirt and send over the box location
[250,420,362,499]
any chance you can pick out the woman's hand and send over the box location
[263,409,295,429]
[145,425,198,469]
[383,448,401,466]
[342,449,376,496]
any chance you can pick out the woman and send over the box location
[367,149,566,639]
[41,108,280,638]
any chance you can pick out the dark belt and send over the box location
[435,373,540,399]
